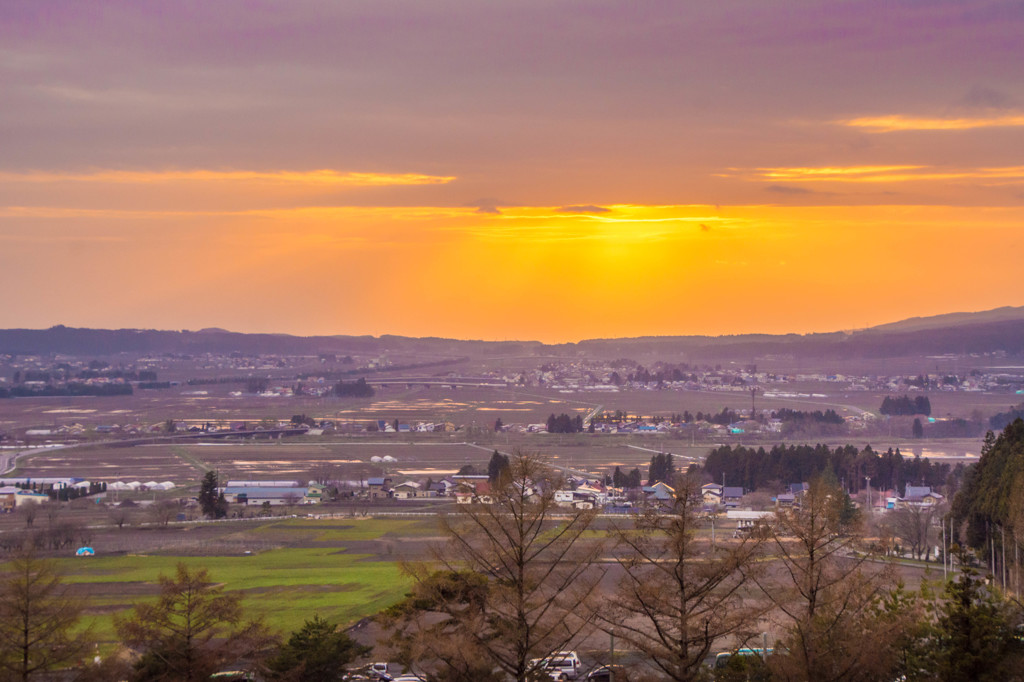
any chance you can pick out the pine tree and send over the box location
[918,560,1024,681]
[198,471,220,518]
[268,615,370,681]
[487,450,510,484]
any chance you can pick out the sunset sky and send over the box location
[3,1,1024,342]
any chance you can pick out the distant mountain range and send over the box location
[2,306,1024,360]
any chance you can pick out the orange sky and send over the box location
[2,3,1023,342]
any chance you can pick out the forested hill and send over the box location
[952,418,1024,551]
[2,305,1024,359]
[0,326,535,357]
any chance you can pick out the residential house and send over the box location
[392,481,423,499]
[702,483,724,506]
[554,490,576,507]
[722,487,745,507]
[726,509,774,535]
[366,477,393,500]
[454,479,493,504]
[642,481,676,502]
[575,482,608,505]
[0,485,20,512]
[777,482,809,507]
[897,485,945,509]
[305,483,325,503]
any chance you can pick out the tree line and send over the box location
[880,394,932,416]
[0,382,133,398]
[772,407,844,425]
[704,442,959,495]
[990,402,1024,430]
[546,412,584,433]
[952,419,1024,557]
[12,367,157,383]
[647,452,676,485]
[333,377,375,398]
[611,465,643,488]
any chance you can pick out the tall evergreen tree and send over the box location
[916,559,1024,681]
[647,453,676,486]
[198,470,222,518]
[268,615,370,681]
[952,419,1024,551]
[487,450,510,484]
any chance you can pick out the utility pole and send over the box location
[608,632,615,682]
[864,476,872,513]
[942,517,947,581]
[1003,526,1008,592]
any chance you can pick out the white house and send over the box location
[392,481,423,499]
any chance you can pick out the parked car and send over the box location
[530,651,582,680]
[714,648,773,669]
[585,665,627,681]
[342,663,393,681]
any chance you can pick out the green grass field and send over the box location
[44,517,434,642]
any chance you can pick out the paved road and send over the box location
[0,443,75,476]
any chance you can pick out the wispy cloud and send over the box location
[556,205,611,214]
[842,114,1024,132]
[756,166,923,180]
[461,205,742,243]
[0,169,456,187]
[727,165,1024,184]
[765,184,826,195]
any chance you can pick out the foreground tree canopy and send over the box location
[602,474,766,681]
[267,614,370,682]
[0,552,91,681]
[381,451,603,682]
[115,563,274,682]
[953,418,1024,551]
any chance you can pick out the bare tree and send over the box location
[891,504,939,560]
[148,500,178,528]
[380,452,604,682]
[109,506,133,530]
[18,501,38,529]
[44,502,62,532]
[48,520,81,550]
[282,492,301,512]
[77,524,94,548]
[600,474,768,681]
[0,551,92,681]
[759,475,909,682]
[309,463,339,486]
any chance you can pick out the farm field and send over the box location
[6,429,985,492]
[6,376,1018,436]
[44,516,439,643]
[3,352,1013,493]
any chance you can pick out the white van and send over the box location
[530,651,582,680]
